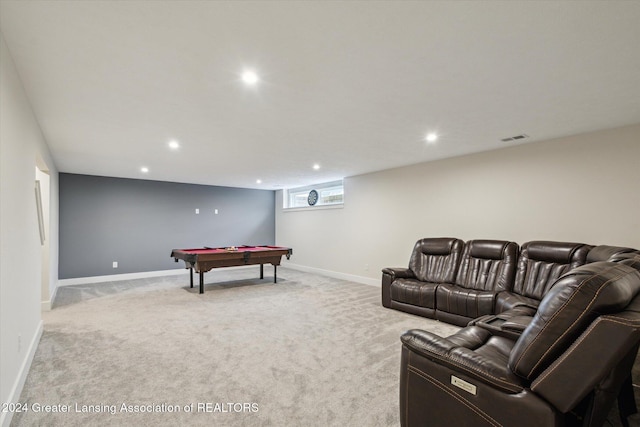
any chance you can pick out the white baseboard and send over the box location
[0,321,43,427]
[41,284,58,311]
[57,264,379,288]
[57,268,190,287]
[284,262,380,287]
[56,265,265,287]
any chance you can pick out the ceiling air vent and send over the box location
[501,134,529,142]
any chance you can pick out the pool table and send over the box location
[170,245,293,294]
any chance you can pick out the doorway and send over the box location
[35,157,51,310]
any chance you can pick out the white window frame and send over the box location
[283,180,344,210]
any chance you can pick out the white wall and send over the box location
[35,165,55,310]
[0,33,58,426]
[276,124,640,284]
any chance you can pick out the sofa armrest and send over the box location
[401,328,525,393]
[495,291,540,314]
[502,316,534,334]
[382,267,415,280]
[381,267,415,307]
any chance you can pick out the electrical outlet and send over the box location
[214,209,218,215]
[364,264,369,271]
[195,208,199,214]
[113,261,118,268]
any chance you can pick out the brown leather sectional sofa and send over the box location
[382,238,636,326]
[383,238,640,426]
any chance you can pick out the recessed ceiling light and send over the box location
[256,179,262,184]
[313,164,320,170]
[140,167,149,173]
[425,133,438,143]
[168,140,180,150]
[241,70,259,85]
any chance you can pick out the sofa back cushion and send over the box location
[454,240,518,292]
[509,262,640,380]
[408,238,463,283]
[513,241,591,301]
[587,245,637,263]
[617,253,640,271]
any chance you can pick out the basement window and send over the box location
[284,180,344,210]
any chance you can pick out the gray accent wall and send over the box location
[59,173,275,279]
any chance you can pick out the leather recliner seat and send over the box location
[468,241,591,335]
[382,237,463,318]
[399,261,640,427]
[494,240,591,315]
[435,239,518,326]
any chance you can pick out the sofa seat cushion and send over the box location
[436,283,496,320]
[390,278,437,308]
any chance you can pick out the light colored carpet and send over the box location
[11,267,460,426]
[11,267,639,426]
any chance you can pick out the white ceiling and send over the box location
[1,1,639,190]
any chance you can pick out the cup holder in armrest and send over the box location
[485,317,506,326]
[475,315,532,340]
[475,316,508,333]
[500,316,533,333]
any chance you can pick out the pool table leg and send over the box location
[199,271,204,294]
[260,264,264,279]
[190,268,193,288]
[274,265,277,283]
